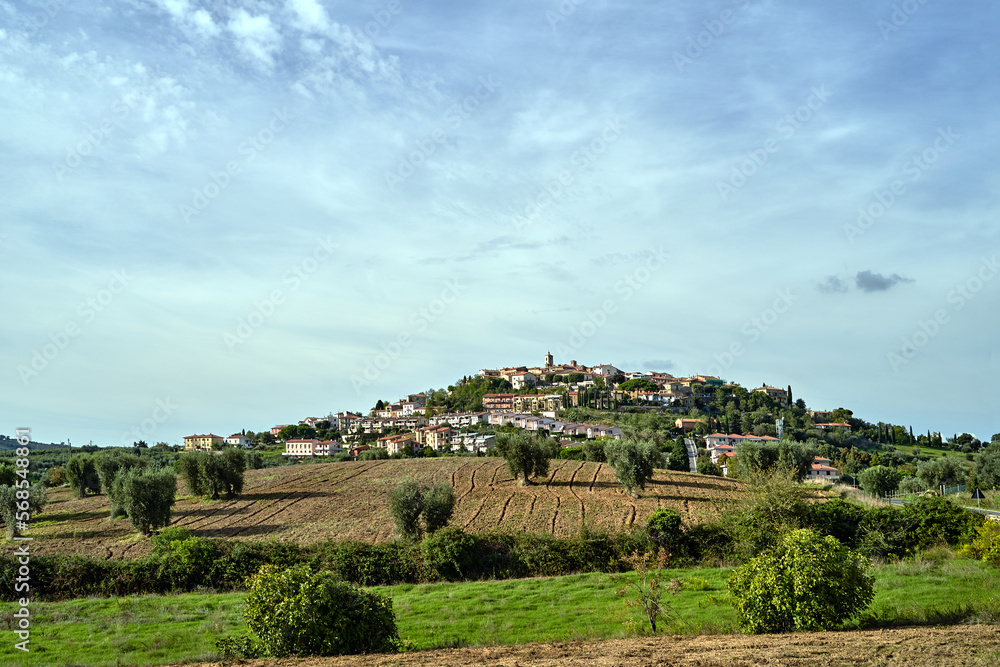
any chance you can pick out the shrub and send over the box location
[0,483,47,538]
[421,527,478,579]
[899,496,983,548]
[422,483,455,534]
[610,549,681,635]
[0,463,16,487]
[959,521,1000,568]
[582,440,606,463]
[696,455,722,476]
[387,479,424,541]
[243,564,400,657]
[44,466,67,487]
[605,439,663,497]
[358,448,389,461]
[720,468,810,562]
[646,508,684,555]
[65,454,100,498]
[112,468,177,535]
[858,465,902,497]
[728,529,874,633]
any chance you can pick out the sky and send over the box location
[1,0,998,447]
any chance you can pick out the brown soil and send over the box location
[192,624,1000,667]
[28,459,748,558]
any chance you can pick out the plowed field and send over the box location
[30,458,745,559]
[191,624,1000,667]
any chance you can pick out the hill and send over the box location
[29,458,745,559]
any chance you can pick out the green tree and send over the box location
[618,378,658,393]
[916,456,967,490]
[697,455,722,476]
[112,468,177,535]
[495,432,550,485]
[95,450,147,518]
[44,465,67,487]
[65,453,101,498]
[177,450,245,499]
[387,479,424,541]
[242,565,400,657]
[358,448,390,461]
[858,465,902,497]
[582,439,606,463]
[605,439,663,497]
[0,463,16,487]
[422,483,455,534]
[728,529,874,633]
[975,442,1000,490]
[0,483,47,538]
[666,438,690,472]
[646,508,684,554]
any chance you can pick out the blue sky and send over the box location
[2,0,998,446]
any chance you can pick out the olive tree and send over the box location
[975,443,1000,490]
[178,449,245,499]
[422,483,455,534]
[387,480,455,540]
[858,465,902,498]
[605,439,663,497]
[0,483,47,539]
[917,456,968,490]
[728,529,874,633]
[112,467,177,535]
[95,450,146,518]
[66,453,101,498]
[495,432,550,485]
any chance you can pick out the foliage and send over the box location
[422,482,455,534]
[177,449,245,499]
[495,432,550,485]
[899,496,983,548]
[65,453,100,498]
[617,378,659,393]
[958,521,1000,568]
[916,456,968,490]
[719,468,811,562]
[420,527,478,580]
[859,465,902,497]
[582,440,606,463]
[898,476,926,494]
[666,439,689,472]
[0,483,47,538]
[646,508,684,555]
[0,462,16,486]
[358,447,390,461]
[243,564,400,657]
[604,438,663,497]
[696,455,722,476]
[112,468,177,535]
[44,465,67,487]
[95,450,147,518]
[387,479,424,541]
[975,442,1000,490]
[610,549,681,634]
[727,529,874,633]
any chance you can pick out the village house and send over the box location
[184,434,224,451]
[225,433,252,448]
[753,384,790,406]
[414,425,453,451]
[807,456,841,482]
[282,438,344,458]
[376,433,416,456]
[482,393,517,413]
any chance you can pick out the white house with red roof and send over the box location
[807,456,840,482]
[814,422,851,431]
[225,433,252,448]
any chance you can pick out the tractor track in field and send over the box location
[542,467,561,534]
[588,465,601,492]
[567,461,586,522]
[495,493,516,527]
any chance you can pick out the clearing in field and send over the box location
[28,458,744,558]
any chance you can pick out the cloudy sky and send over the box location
[2,0,998,446]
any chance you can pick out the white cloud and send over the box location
[286,0,329,32]
[227,9,282,70]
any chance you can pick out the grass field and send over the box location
[2,557,997,666]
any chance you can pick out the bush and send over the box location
[959,521,1000,568]
[0,463,16,487]
[696,456,722,476]
[646,508,684,555]
[44,466,67,487]
[112,468,177,535]
[605,439,663,497]
[0,483,47,538]
[899,496,983,548]
[720,468,810,562]
[65,454,100,498]
[421,527,478,579]
[358,448,389,461]
[728,529,874,633]
[243,564,401,657]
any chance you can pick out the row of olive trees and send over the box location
[0,461,47,538]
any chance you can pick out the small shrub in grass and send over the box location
[728,529,874,633]
[610,548,681,635]
[421,527,478,580]
[646,508,685,556]
[243,564,401,657]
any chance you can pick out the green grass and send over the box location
[1,559,997,666]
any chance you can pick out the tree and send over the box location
[610,549,681,635]
[975,442,1000,490]
[95,450,147,518]
[44,466,67,487]
[358,448,390,461]
[0,483,47,539]
[618,378,658,393]
[646,508,684,553]
[858,465,902,497]
[242,565,400,657]
[178,449,245,499]
[422,483,455,534]
[387,479,424,541]
[495,432,549,485]
[0,463,16,487]
[776,441,816,482]
[582,440,606,463]
[697,456,722,476]
[66,453,101,498]
[112,468,177,535]
[666,439,689,472]
[898,476,926,494]
[917,456,967,490]
[605,439,663,497]
[728,529,874,633]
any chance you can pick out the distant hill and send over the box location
[0,434,73,452]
